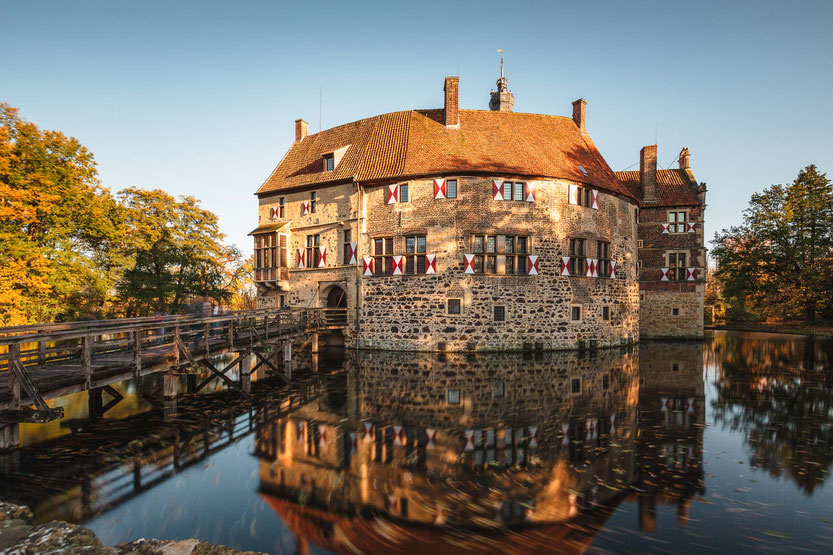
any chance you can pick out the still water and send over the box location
[1,331,832,553]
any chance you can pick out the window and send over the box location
[501,181,526,201]
[672,362,680,372]
[637,239,643,248]
[667,251,687,281]
[253,232,287,281]
[305,234,320,268]
[446,179,458,199]
[373,237,394,275]
[572,186,593,207]
[494,306,506,322]
[602,374,610,390]
[569,238,586,275]
[447,299,461,315]
[323,154,334,171]
[404,235,427,274]
[471,234,530,274]
[279,197,285,218]
[571,378,582,394]
[310,191,317,213]
[400,183,409,203]
[571,305,582,321]
[667,211,688,233]
[597,241,611,278]
[603,306,610,321]
[672,307,680,316]
[447,390,461,405]
[343,229,352,265]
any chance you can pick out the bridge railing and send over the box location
[0,307,347,373]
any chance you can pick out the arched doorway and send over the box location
[326,285,347,308]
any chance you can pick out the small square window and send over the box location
[640,292,645,302]
[447,389,461,405]
[603,306,610,321]
[571,378,581,394]
[494,306,505,322]
[672,362,680,372]
[637,239,644,248]
[447,179,458,199]
[672,307,680,316]
[492,381,505,399]
[602,374,610,390]
[571,306,582,321]
[448,299,461,315]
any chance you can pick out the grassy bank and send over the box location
[708,321,833,338]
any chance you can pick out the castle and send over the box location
[251,70,706,351]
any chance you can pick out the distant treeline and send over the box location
[0,103,253,326]
[711,164,833,322]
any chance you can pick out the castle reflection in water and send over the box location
[255,343,705,552]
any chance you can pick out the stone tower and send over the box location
[489,55,515,112]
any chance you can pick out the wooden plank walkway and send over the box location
[0,308,347,413]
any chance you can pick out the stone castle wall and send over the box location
[358,175,640,351]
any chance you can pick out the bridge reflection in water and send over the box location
[255,343,705,553]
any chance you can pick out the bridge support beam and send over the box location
[0,423,19,451]
[311,333,319,354]
[163,373,178,420]
[239,352,252,395]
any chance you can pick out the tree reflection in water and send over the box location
[709,332,833,494]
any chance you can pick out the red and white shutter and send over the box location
[586,258,598,278]
[591,189,599,209]
[560,256,571,276]
[386,184,398,204]
[660,268,670,281]
[686,222,696,233]
[568,184,578,205]
[297,248,306,269]
[296,420,305,442]
[527,255,539,275]
[348,242,357,264]
[393,425,403,446]
[425,254,437,274]
[362,257,374,276]
[269,207,276,219]
[318,424,328,449]
[425,428,437,449]
[528,425,539,448]
[392,255,403,275]
[661,223,671,234]
[301,201,310,216]
[686,267,697,281]
[610,260,617,279]
[317,245,327,267]
[464,430,475,451]
[434,179,446,199]
[492,180,504,201]
[464,254,476,274]
[525,182,536,202]
[362,422,374,443]
[610,415,616,437]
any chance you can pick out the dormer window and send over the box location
[323,154,334,171]
[321,145,350,173]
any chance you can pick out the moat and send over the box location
[1,330,831,553]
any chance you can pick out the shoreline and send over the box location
[707,322,833,338]
[0,501,261,554]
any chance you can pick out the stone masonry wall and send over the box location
[359,175,641,351]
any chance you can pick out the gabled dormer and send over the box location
[322,145,350,172]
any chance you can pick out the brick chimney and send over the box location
[640,145,657,203]
[572,99,586,131]
[295,118,308,141]
[444,77,460,128]
[679,147,691,169]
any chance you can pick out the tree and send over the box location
[0,103,123,325]
[711,165,833,322]
[115,188,235,316]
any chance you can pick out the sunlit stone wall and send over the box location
[359,176,641,351]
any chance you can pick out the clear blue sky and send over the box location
[3,0,832,255]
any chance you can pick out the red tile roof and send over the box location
[257,109,637,201]
[615,169,702,207]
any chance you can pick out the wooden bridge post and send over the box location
[239,352,252,395]
[88,388,103,420]
[204,322,210,354]
[81,335,92,390]
[264,315,270,339]
[163,372,178,420]
[1,344,21,450]
[228,319,234,350]
[311,333,319,354]
[133,330,142,377]
[37,334,46,366]
[173,326,180,366]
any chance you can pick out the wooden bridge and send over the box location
[0,307,348,449]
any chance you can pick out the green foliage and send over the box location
[712,165,833,322]
[0,103,251,325]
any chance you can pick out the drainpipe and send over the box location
[354,176,362,351]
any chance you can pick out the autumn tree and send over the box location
[712,165,833,322]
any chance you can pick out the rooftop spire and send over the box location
[489,49,515,112]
